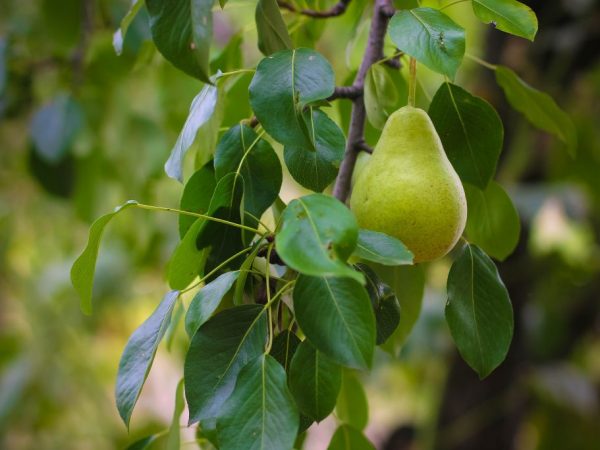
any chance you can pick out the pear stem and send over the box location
[332,0,395,202]
[408,57,417,107]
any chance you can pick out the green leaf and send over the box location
[353,229,413,266]
[464,182,520,261]
[472,0,538,41]
[178,163,217,238]
[196,172,246,273]
[185,270,240,337]
[71,200,138,315]
[364,64,400,130]
[276,194,362,283]
[328,424,375,450]
[166,379,185,450]
[165,298,184,351]
[495,66,577,155]
[374,265,425,354]
[284,108,346,192]
[270,330,301,372]
[249,48,335,149]
[185,305,267,423]
[336,370,368,430]
[217,355,299,450]
[168,173,245,289]
[116,290,179,427]
[113,0,144,55]
[214,124,282,224]
[30,93,84,164]
[293,275,375,369]
[233,241,263,305]
[289,339,342,422]
[125,436,156,450]
[168,216,211,291]
[446,244,513,378]
[389,8,465,78]
[428,82,503,188]
[357,264,401,346]
[256,0,293,55]
[146,0,213,82]
[164,82,219,182]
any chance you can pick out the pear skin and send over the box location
[350,106,467,263]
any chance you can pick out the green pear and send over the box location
[350,106,467,263]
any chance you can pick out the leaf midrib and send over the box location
[445,83,485,185]
[323,277,366,367]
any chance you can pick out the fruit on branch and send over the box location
[350,106,467,263]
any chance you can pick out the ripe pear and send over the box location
[350,106,467,263]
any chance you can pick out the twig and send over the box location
[328,85,362,101]
[356,140,373,154]
[332,0,394,202]
[278,0,352,18]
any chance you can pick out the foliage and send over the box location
[2,0,597,449]
[67,0,579,448]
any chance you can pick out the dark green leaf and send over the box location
[116,290,179,427]
[336,370,368,430]
[429,82,503,188]
[495,66,577,155]
[217,355,299,450]
[168,215,210,291]
[178,163,216,238]
[389,8,465,78]
[185,271,240,337]
[284,109,346,192]
[185,305,267,423]
[328,424,375,450]
[376,265,425,354]
[164,82,219,182]
[249,48,335,149]
[166,379,185,450]
[71,201,138,314]
[472,0,538,41]
[30,94,84,164]
[357,264,401,345]
[233,241,263,305]
[464,182,520,261]
[256,0,293,55]
[364,64,399,130]
[270,330,301,372]
[196,173,246,273]
[146,0,213,82]
[446,244,513,378]
[293,275,375,369]
[113,0,144,55]
[276,194,362,282]
[214,124,282,224]
[353,229,413,266]
[289,339,341,422]
[168,173,245,289]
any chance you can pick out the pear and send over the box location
[350,106,467,263]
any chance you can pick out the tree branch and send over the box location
[278,0,352,18]
[332,0,394,202]
[328,85,362,101]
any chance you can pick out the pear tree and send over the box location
[70,0,575,448]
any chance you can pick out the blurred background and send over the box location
[0,0,599,449]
